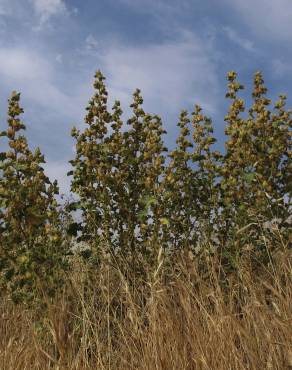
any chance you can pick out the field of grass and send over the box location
[1,235,291,370]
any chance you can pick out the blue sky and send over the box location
[0,0,292,193]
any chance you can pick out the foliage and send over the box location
[220,72,291,263]
[222,71,291,216]
[69,70,291,266]
[0,92,68,304]
[0,70,291,303]
[70,72,167,260]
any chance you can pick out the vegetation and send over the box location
[0,92,68,304]
[0,70,291,369]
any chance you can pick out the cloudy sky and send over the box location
[0,0,292,193]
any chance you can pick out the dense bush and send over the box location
[0,70,291,303]
[69,70,291,261]
[0,92,69,304]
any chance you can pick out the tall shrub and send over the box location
[0,92,67,303]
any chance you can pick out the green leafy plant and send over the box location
[0,92,68,304]
[0,70,290,303]
[70,73,167,259]
[220,71,291,264]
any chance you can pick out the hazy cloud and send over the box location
[0,47,72,116]
[223,26,255,52]
[271,59,292,78]
[30,0,67,25]
[225,0,292,41]
[85,34,99,51]
[99,32,219,118]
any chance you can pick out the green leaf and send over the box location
[160,217,169,226]
[66,201,82,211]
[142,195,157,207]
[193,154,205,161]
[0,152,6,161]
[14,163,28,171]
[138,209,148,221]
[243,172,256,184]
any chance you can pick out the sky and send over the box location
[0,0,292,194]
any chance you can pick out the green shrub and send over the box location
[0,92,68,304]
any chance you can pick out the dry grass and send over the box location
[0,246,291,370]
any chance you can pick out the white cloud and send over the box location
[271,59,292,78]
[223,26,255,52]
[55,53,63,63]
[0,4,7,15]
[0,48,51,80]
[114,0,193,36]
[30,0,67,24]
[0,0,68,28]
[225,0,292,41]
[85,34,99,51]
[0,47,86,119]
[99,32,219,118]
[0,0,14,17]
[117,0,191,15]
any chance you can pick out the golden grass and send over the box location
[0,246,291,370]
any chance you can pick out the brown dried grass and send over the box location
[0,245,291,370]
